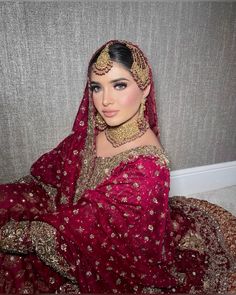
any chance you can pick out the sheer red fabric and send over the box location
[0,40,235,294]
[29,40,160,203]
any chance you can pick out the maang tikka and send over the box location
[92,40,151,90]
[92,43,113,75]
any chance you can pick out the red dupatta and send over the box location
[30,40,160,208]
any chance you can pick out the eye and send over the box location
[90,85,101,93]
[114,82,127,90]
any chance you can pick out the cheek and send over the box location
[92,96,100,110]
[119,89,141,107]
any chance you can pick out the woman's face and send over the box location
[90,62,150,127]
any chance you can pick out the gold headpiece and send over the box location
[92,40,150,90]
[92,43,113,75]
[126,42,150,90]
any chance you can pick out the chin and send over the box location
[106,122,122,128]
[105,118,125,127]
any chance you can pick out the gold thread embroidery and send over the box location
[73,86,95,205]
[170,196,236,293]
[73,145,169,204]
[30,221,76,283]
[60,193,69,205]
[56,282,81,293]
[0,221,32,254]
[178,229,205,254]
[0,221,76,283]
[174,197,236,259]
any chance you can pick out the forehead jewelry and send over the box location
[92,41,150,90]
[92,43,113,75]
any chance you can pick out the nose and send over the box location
[102,88,114,106]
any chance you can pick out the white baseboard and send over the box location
[169,161,236,197]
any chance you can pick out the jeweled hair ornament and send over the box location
[125,42,150,90]
[92,40,151,90]
[92,42,113,75]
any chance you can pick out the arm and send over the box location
[0,156,175,289]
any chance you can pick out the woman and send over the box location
[0,40,235,294]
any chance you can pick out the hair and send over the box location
[88,42,133,75]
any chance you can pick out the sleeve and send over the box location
[29,132,75,187]
[0,156,176,291]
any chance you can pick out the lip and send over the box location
[102,110,119,118]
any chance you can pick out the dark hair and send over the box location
[88,42,133,74]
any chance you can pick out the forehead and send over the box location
[90,62,133,83]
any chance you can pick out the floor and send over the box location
[186,185,236,216]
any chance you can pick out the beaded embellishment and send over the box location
[105,118,149,148]
[92,43,113,75]
[126,42,150,90]
[92,40,150,90]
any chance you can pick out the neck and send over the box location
[105,116,149,148]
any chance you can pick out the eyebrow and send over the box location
[90,78,130,85]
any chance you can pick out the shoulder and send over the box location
[108,145,170,182]
[128,145,169,168]
[107,148,170,197]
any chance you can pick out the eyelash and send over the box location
[90,85,100,93]
[90,83,127,93]
[114,82,127,90]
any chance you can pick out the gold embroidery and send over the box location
[142,286,162,293]
[19,281,34,294]
[60,193,69,205]
[0,220,76,284]
[73,145,169,204]
[15,175,35,184]
[0,221,32,254]
[56,282,81,293]
[30,221,76,283]
[73,86,95,205]
[32,175,57,212]
[170,196,236,293]
[175,197,236,258]
[178,229,205,254]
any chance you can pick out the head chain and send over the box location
[92,40,151,90]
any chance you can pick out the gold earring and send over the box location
[95,112,107,130]
[137,99,148,130]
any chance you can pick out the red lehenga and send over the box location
[0,41,236,294]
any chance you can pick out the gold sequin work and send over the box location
[0,220,76,283]
[170,196,236,293]
[73,145,169,204]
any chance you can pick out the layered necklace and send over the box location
[105,116,149,148]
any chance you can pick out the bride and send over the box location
[0,40,235,294]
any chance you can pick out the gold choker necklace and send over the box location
[105,119,149,148]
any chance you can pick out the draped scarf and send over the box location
[30,40,160,208]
